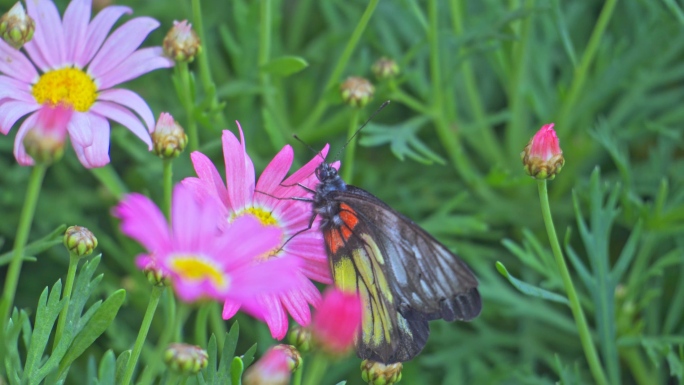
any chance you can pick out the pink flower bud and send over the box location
[311,288,362,356]
[521,123,565,180]
[243,346,292,385]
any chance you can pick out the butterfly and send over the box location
[306,160,482,364]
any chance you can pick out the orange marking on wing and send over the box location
[325,229,344,254]
[339,203,359,230]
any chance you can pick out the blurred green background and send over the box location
[1,0,683,384]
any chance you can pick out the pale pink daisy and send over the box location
[114,184,301,303]
[182,122,334,339]
[0,0,174,168]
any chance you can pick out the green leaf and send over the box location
[260,56,309,77]
[0,224,66,266]
[359,117,446,165]
[115,350,131,385]
[58,289,126,374]
[218,322,239,380]
[241,343,257,368]
[96,350,116,385]
[495,261,569,305]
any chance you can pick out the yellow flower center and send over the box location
[169,255,228,288]
[32,68,97,112]
[242,207,278,226]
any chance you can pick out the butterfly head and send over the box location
[314,162,346,197]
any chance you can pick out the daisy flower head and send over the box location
[182,122,337,339]
[114,184,301,303]
[0,0,174,168]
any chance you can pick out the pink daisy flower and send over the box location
[114,184,301,303]
[182,122,334,339]
[0,0,174,168]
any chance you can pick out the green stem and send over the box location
[163,159,173,221]
[302,353,329,385]
[121,285,165,385]
[341,110,361,182]
[620,347,652,385]
[209,302,227,350]
[537,180,609,385]
[298,0,380,135]
[90,165,127,200]
[292,359,304,385]
[259,0,286,150]
[0,165,47,330]
[191,0,226,128]
[194,303,210,346]
[448,0,504,165]
[389,90,429,115]
[53,253,80,349]
[555,0,618,137]
[177,62,199,152]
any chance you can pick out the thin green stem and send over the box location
[162,159,173,221]
[209,302,227,350]
[177,62,199,152]
[259,0,286,150]
[448,0,504,165]
[389,90,429,115]
[537,180,609,385]
[90,165,127,200]
[302,353,329,385]
[556,0,618,137]
[342,110,361,182]
[0,165,47,331]
[298,0,380,135]
[122,285,165,385]
[292,359,304,385]
[194,304,210,346]
[53,253,80,350]
[191,0,226,128]
[621,348,652,385]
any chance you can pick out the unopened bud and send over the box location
[340,76,374,108]
[163,20,201,62]
[271,344,302,372]
[243,347,291,385]
[142,258,170,287]
[22,104,73,166]
[521,123,565,180]
[372,57,399,80]
[287,325,312,354]
[361,360,403,385]
[311,288,362,357]
[164,343,208,375]
[152,112,187,158]
[63,226,98,257]
[0,2,35,49]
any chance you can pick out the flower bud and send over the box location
[340,76,374,108]
[0,2,35,49]
[361,360,403,385]
[164,343,208,375]
[151,112,187,158]
[243,346,291,385]
[271,344,302,372]
[63,226,98,257]
[521,123,565,180]
[287,325,312,354]
[163,20,201,62]
[372,57,399,80]
[311,288,362,357]
[142,258,170,287]
[23,105,73,166]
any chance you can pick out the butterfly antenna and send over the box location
[333,100,390,160]
[293,134,327,161]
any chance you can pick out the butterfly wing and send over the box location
[323,185,481,363]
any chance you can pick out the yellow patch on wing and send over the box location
[333,257,357,293]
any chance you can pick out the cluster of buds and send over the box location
[164,343,208,375]
[63,226,98,258]
[521,123,565,180]
[340,76,375,108]
[0,2,35,49]
[361,360,403,385]
[163,20,201,62]
[151,112,187,159]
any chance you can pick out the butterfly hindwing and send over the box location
[323,186,481,363]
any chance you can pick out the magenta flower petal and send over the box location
[0,101,40,135]
[222,126,253,210]
[25,0,65,68]
[90,101,152,148]
[62,0,91,64]
[13,111,39,166]
[0,77,33,102]
[88,17,160,79]
[78,5,132,67]
[255,295,289,340]
[98,89,155,131]
[76,113,110,168]
[67,112,94,146]
[281,276,321,325]
[222,299,241,319]
[171,184,224,251]
[255,145,294,195]
[0,42,38,83]
[97,47,174,89]
[184,151,232,210]
[114,193,171,253]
